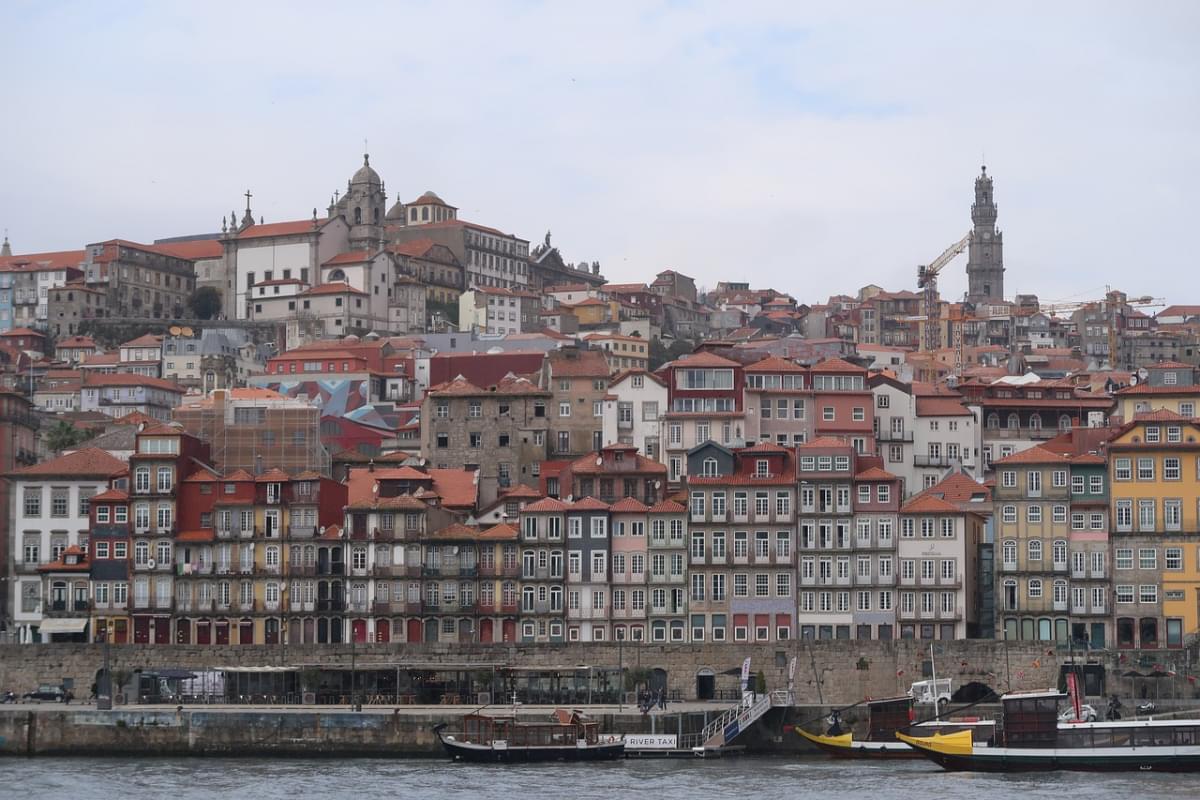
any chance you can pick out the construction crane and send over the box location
[1037,292,1165,369]
[916,233,971,352]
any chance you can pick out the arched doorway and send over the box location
[375,619,390,643]
[406,618,423,643]
[696,668,715,700]
[176,619,191,644]
[502,619,516,642]
[352,618,368,643]
[650,668,668,696]
[423,618,438,642]
[480,618,494,643]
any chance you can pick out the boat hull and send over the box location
[795,728,919,759]
[439,738,626,763]
[897,729,1200,773]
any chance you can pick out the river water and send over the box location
[4,756,1196,799]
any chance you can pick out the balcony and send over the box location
[914,454,953,468]
[875,429,913,443]
[1053,599,1069,612]
[177,563,213,576]
[45,600,91,617]
[289,564,316,576]
[289,525,316,539]
[238,600,257,613]
[316,598,346,612]
[317,563,346,577]
[423,601,478,614]
[372,527,397,542]
[177,599,215,613]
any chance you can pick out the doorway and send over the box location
[696,668,715,700]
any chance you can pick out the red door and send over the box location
[196,621,211,645]
[480,619,494,643]
[352,618,368,643]
[154,617,170,645]
[239,621,255,644]
[215,622,230,645]
[502,619,516,642]
[375,620,390,643]
[406,619,422,643]
[175,619,191,645]
[133,616,151,644]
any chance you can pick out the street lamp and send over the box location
[97,626,112,710]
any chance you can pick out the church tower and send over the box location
[965,165,1005,305]
[330,153,387,251]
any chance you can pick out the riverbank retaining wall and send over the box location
[1,640,1073,703]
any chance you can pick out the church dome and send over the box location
[385,198,406,221]
[351,153,381,185]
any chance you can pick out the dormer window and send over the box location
[702,458,718,477]
[754,459,771,478]
[1163,371,1178,386]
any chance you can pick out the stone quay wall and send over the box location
[0,640,1073,703]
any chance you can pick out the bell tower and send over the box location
[332,153,387,251]
[966,165,1005,305]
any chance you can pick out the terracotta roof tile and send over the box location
[854,467,899,481]
[236,218,328,240]
[522,497,571,512]
[648,499,686,513]
[569,497,610,511]
[608,497,650,513]
[993,446,1070,465]
[666,351,741,369]
[479,522,519,541]
[744,355,807,374]
[900,494,962,514]
[810,357,867,373]
[300,281,367,297]
[9,447,127,479]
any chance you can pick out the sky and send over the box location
[3,1,1199,306]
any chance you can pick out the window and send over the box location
[1114,458,1131,481]
[1139,585,1158,604]
[1164,458,1181,480]
[1001,471,1016,488]
[1115,548,1133,570]
[1138,548,1157,570]
[1166,548,1183,570]
[1137,458,1155,480]
[1028,579,1042,599]
[1027,505,1042,524]
[1028,540,1042,561]
[1115,585,1134,604]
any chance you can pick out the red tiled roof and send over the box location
[648,499,686,513]
[993,446,1071,465]
[498,484,542,500]
[255,467,290,482]
[152,239,224,260]
[745,355,806,374]
[38,545,90,572]
[810,356,867,373]
[91,488,129,502]
[610,368,666,388]
[1133,408,1189,421]
[56,336,98,349]
[570,497,610,511]
[854,467,899,481]
[900,494,961,514]
[739,441,792,454]
[479,522,519,541]
[300,281,366,297]
[609,497,650,513]
[0,249,85,272]
[915,397,973,417]
[236,218,328,240]
[915,472,992,506]
[667,351,741,368]
[83,373,185,393]
[114,411,158,425]
[10,447,127,478]
[428,468,478,509]
[548,349,610,378]
[1115,384,1200,396]
[522,497,571,513]
[2,327,46,338]
[322,250,374,266]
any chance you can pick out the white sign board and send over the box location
[625,734,678,749]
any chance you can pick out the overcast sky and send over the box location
[3,1,1198,305]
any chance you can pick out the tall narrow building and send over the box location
[966,165,1005,305]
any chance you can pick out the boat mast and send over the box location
[931,643,939,721]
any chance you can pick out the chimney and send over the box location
[255,454,263,476]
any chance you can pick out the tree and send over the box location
[187,286,223,320]
[45,420,88,453]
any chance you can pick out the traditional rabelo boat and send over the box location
[897,689,1200,772]
[434,708,625,762]
[796,695,994,759]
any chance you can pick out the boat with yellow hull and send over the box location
[897,690,1200,773]
[795,695,994,759]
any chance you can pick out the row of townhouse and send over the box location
[994,405,1200,651]
[12,404,1197,653]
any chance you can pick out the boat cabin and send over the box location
[999,690,1062,747]
[867,696,914,741]
[460,710,601,748]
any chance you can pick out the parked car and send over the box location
[22,684,66,703]
[909,678,953,708]
[1059,703,1098,722]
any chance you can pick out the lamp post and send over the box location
[97,626,112,710]
[618,634,624,711]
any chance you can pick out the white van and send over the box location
[909,678,953,707]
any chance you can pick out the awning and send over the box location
[39,618,89,634]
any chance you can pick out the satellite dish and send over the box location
[653,480,661,489]
[1137,368,1149,382]
[595,457,603,466]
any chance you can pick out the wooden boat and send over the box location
[796,695,994,759]
[434,708,625,763]
[897,689,1200,772]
